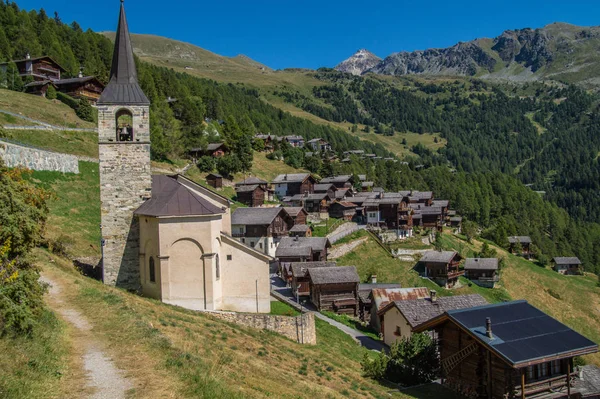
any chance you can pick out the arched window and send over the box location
[149,256,156,283]
[215,254,220,280]
[115,109,134,142]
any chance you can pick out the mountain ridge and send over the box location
[335,22,600,87]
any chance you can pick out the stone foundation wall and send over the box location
[0,139,79,173]
[208,310,317,345]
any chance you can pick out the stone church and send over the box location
[97,1,271,313]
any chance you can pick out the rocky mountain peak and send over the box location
[335,49,382,75]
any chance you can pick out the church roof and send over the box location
[134,175,224,217]
[98,1,150,106]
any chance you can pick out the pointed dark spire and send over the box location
[98,1,150,105]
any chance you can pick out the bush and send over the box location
[48,234,73,258]
[46,85,57,100]
[56,91,79,110]
[197,156,215,173]
[216,155,242,178]
[75,98,96,123]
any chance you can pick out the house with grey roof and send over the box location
[464,258,499,288]
[378,293,487,346]
[419,250,464,288]
[272,173,316,199]
[290,261,337,296]
[553,256,583,275]
[275,236,331,263]
[508,236,533,258]
[289,224,311,238]
[308,266,360,315]
[231,207,293,257]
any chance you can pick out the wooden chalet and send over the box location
[449,216,463,231]
[419,251,464,288]
[290,261,336,297]
[284,207,308,226]
[272,173,316,198]
[320,175,355,189]
[307,138,332,152]
[409,191,434,206]
[236,177,273,201]
[364,193,414,237]
[553,257,583,275]
[289,193,331,214]
[231,207,293,239]
[235,184,266,207]
[190,143,228,159]
[431,200,450,219]
[410,203,443,230]
[509,236,533,259]
[328,201,357,221]
[361,181,374,192]
[314,183,337,197]
[414,301,598,399]
[24,80,56,97]
[54,75,105,104]
[308,266,360,315]
[275,236,331,263]
[206,173,223,189]
[1,55,65,82]
[465,258,499,288]
[289,224,311,238]
[378,293,487,346]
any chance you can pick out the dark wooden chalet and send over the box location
[235,184,266,207]
[408,191,434,206]
[465,258,499,288]
[54,75,105,104]
[290,261,336,297]
[24,80,56,97]
[289,193,331,214]
[414,301,598,399]
[206,173,223,189]
[314,183,337,197]
[236,176,273,201]
[410,204,443,230]
[553,257,583,275]
[275,236,331,263]
[289,224,311,238]
[509,236,533,259]
[328,201,357,221]
[308,266,360,316]
[1,55,65,82]
[361,181,374,192]
[450,216,463,230]
[284,207,308,226]
[190,143,228,159]
[272,173,316,198]
[419,251,463,288]
[431,200,450,219]
[320,175,355,189]
[231,207,293,239]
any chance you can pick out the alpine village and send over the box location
[1,1,600,398]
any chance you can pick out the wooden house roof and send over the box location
[275,237,331,258]
[272,173,312,184]
[235,184,265,193]
[290,261,337,278]
[236,176,268,186]
[289,224,310,233]
[231,207,287,226]
[464,258,498,271]
[283,207,306,217]
[553,257,582,265]
[414,301,598,368]
[508,236,532,244]
[420,251,459,264]
[308,266,360,285]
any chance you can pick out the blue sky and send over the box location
[15,0,600,69]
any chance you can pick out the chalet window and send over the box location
[259,243,263,249]
[227,255,232,261]
[394,326,402,336]
[215,254,220,280]
[149,256,156,283]
[526,366,535,381]
[550,360,561,375]
[250,242,255,248]
[537,363,549,379]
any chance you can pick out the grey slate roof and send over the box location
[393,294,488,328]
[420,251,458,264]
[98,2,150,105]
[291,261,336,278]
[235,184,264,193]
[553,257,582,265]
[465,258,498,271]
[290,193,330,201]
[314,183,335,192]
[275,237,331,258]
[283,207,304,217]
[508,236,532,244]
[231,207,284,225]
[450,216,463,222]
[134,175,224,217]
[236,176,268,186]
[321,175,352,184]
[289,224,310,233]
[308,266,360,285]
[54,76,103,87]
[272,173,311,184]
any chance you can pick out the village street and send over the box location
[270,274,387,352]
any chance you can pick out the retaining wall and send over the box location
[207,310,317,345]
[0,139,79,173]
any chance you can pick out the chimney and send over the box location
[430,290,437,302]
[78,69,83,78]
[284,174,288,181]
[26,53,31,59]
[486,317,493,339]
[294,235,299,241]
[371,274,377,284]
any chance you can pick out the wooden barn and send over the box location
[289,224,311,238]
[284,207,308,226]
[464,258,499,288]
[275,236,331,263]
[235,184,266,207]
[206,173,223,189]
[308,266,360,316]
[508,236,532,259]
[290,261,336,297]
[328,201,357,221]
[419,251,463,288]
[54,75,105,104]
[553,257,583,275]
[24,80,56,97]
[272,173,316,198]
[414,301,598,399]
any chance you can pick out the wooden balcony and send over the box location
[514,373,576,397]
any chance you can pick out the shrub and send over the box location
[196,156,215,173]
[48,234,73,258]
[46,85,57,100]
[56,92,79,110]
[75,98,96,123]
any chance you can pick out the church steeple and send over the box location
[98,0,149,105]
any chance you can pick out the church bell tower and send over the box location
[97,0,151,288]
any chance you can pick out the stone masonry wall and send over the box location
[99,104,151,289]
[0,139,79,174]
[208,310,317,345]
